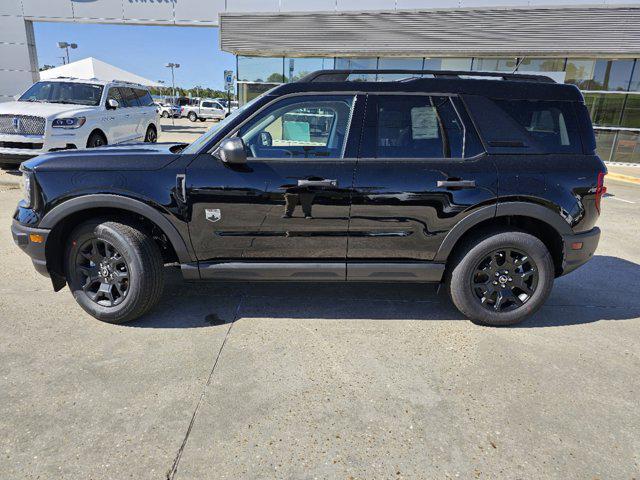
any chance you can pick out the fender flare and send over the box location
[433,201,571,263]
[39,194,194,263]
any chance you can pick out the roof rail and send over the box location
[298,69,556,84]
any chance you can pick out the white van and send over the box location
[0,78,160,167]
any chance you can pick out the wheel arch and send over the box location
[436,202,571,276]
[87,128,108,146]
[40,194,193,280]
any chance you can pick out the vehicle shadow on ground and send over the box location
[161,125,209,132]
[128,255,640,329]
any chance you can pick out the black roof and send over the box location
[270,69,583,102]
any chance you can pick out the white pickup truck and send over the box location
[181,99,229,122]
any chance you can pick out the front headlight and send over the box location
[52,117,86,129]
[20,170,33,208]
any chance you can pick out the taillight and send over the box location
[595,171,607,213]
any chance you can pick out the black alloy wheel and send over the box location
[74,238,129,307]
[87,132,107,148]
[471,248,538,312]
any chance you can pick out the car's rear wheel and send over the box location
[86,131,107,148]
[64,220,164,324]
[447,229,554,326]
[144,125,157,143]
[188,112,197,122]
[199,118,206,122]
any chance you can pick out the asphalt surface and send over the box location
[0,172,639,479]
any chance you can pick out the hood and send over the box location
[0,101,95,118]
[22,142,189,172]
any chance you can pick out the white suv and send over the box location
[0,78,159,167]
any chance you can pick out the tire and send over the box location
[161,111,170,118]
[188,112,197,122]
[64,219,165,324]
[446,229,554,326]
[86,131,107,148]
[199,118,206,122]
[144,125,157,143]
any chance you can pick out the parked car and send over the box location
[155,102,181,118]
[0,78,159,168]
[182,99,228,122]
[12,69,606,326]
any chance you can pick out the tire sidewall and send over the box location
[449,231,554,326]
[87,132,106,148]
[188,112,197,121]
[65,222,147,323]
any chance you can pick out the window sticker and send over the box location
[411,106,439,139]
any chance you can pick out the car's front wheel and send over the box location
[161,111,170,118]
[447,229,554,326]
[64,220,165,324]
[86,131,107,148]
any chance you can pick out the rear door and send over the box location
[347,94,497,279]
[134,88,156,132]
[186,93,363,270]
[119,87,143,141]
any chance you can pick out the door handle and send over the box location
[436,179,476,189]
[297,179,337,187]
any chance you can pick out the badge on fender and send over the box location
[205,208,221,223]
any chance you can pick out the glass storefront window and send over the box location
[613,130,640,163]
[472,58,518,72]
[621,94,640,128]
[424,58,473,71]
[565,59,596,89]
[516,58,566,72]
[593,129,617,161]
[237,56,285,83]
[285,58,334,82]
[630,61,640,92]
[584,93,625,127]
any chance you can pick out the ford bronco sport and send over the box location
[11,69,606,326]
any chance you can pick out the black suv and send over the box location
[11,70,606,326]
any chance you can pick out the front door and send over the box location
[187,94,362,271]
[348,94,497,277]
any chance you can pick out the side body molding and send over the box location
[433,201,572,263]
[39,194,194,263]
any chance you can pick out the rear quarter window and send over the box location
[493,99,582,154]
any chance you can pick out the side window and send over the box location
[136,89,153,106]
[202,101,213,108]
[238,95,355,159]
[363,95,465,159]
[120,88,140,108]
[493,99,581,153]
[106,87,123,106]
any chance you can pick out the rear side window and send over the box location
[361,95,478,159]
[493,99,582,153]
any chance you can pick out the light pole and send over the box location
[57,42,77,64]
[165,63,180,102]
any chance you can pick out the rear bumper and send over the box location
[561,227,600,276]
[11,219,50,277]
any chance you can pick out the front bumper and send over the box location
[0,152,36,167]
[11,219,51,277]
[561,227,600,276]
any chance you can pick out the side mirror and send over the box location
[259,131,273,147]
[107,99,119,110]
[218,137,247,164]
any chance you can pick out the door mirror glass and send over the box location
[107,98,119,109]
[218,137,247,164]
[259,131,273,147]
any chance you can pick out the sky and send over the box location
[33,22,236,90]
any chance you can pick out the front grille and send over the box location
[0,115,46,136]
[0,141,43,150]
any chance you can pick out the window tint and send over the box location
[238,95,355,159]
[494,99,581,153]
[364,95,468,159]
[202,101,214,108]
[135,89,154,106]
[120,88,140,108]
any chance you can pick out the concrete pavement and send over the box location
[0,175,639,479]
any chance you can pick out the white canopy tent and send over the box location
[39,57,161,87]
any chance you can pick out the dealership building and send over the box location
[1,0,640,162]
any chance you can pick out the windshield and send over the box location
[182,91,274,155]
[19,81,104,106]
